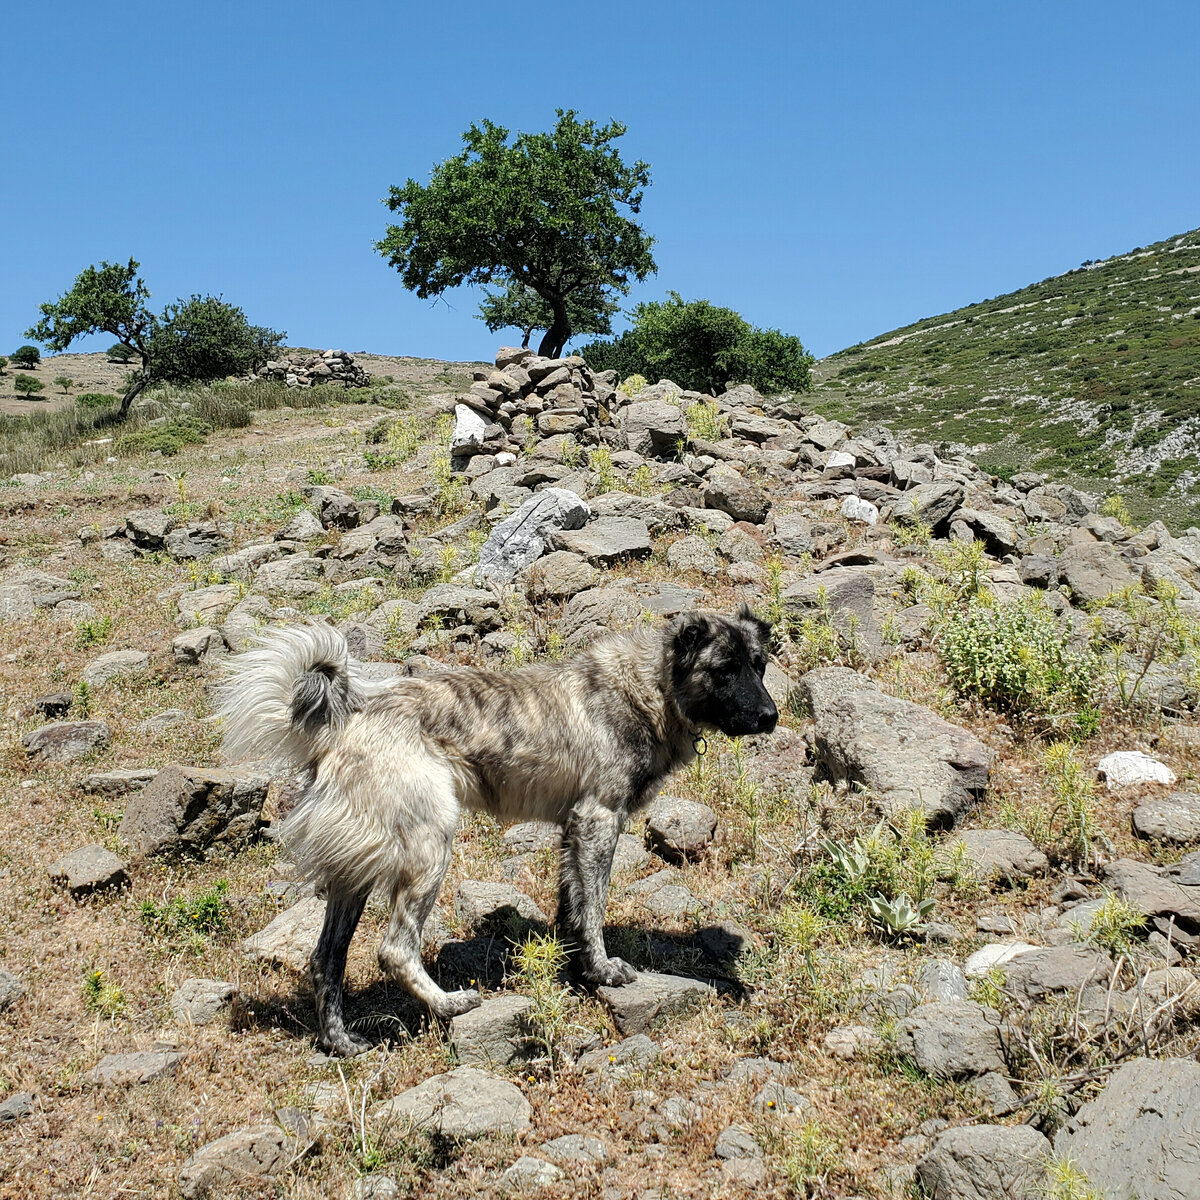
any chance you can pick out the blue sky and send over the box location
[4,1,1198,362]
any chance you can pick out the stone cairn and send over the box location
[254,349,371,390]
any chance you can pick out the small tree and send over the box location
[54,376,74,395]
[478,280,618,348]
[0,357,8,375]
[10,344,40,369]
[14,374,44,399]
[378,110,655,359]
[149,295,283,384]
[106,342,134,364]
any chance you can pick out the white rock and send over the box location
[1097,751,1176,788]
[964,942,1040,977]
[840,495,879,524]
[495,451,517,466]
[826,450,856,470]
[451,404,487,454]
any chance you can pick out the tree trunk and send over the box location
[118,371,150,419]
[536,293,571,360]
[520,328,532,349]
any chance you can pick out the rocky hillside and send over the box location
[811,227,1200,526]
[1,348,1199,1199]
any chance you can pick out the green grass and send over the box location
[811,227,1200,524]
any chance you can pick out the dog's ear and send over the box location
[671,612,710,669]
[737,601,773,645]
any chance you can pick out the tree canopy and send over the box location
[377,110,656,358]
[478,281,619,349]
[150,295,283,385]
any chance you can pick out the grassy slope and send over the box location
[811,227,1200,524]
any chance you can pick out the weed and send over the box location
[932,536,990,599]
[74,614,113,648]
[1042,1157,1104,1200]
[868,892,936,935]
[431,452,465,515]
[511,932,574,1072]
[71,679,93,718]
[82,969,125,1017]
[588,445,616,493]
[140,880,231,950]
[1043,743,1100,868]
[627,463,655,496]
[1099,494,1135,528]
[683,396,725,443]
[1083,891,1146,955]
[775,1122,842,1196]
[617,373,648,398]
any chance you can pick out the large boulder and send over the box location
[703,475,771,525]
[917,1125,1052,1200]
[622,399,687,458]
[894,1000,1006,1079]
[551,517,652,565]
[798,667,990,826]
[597,971,716,1035]
[891,481,964,532]
[1059,542,1139,606]
[118,764,271,859]
[473,488,590,584]
[1133,792,1200,844]
[949,829,1048,884]
[372,1067,531,1140]
[1101,858,1200,936]
[1054,1057,1200,1200]
[783,569,882,661]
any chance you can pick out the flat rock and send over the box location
[48,845,128,896]
[784,569,883,661]
[540,1133,611,1165]
[178,1125,291,1199]
[91,1050,183,1086]
[798,666,990,826]
[1101,857,1200,931]
[80,649,149,688]
[894,1001,1005,1079]
[0,584,36,622]
[177,583,243,624]
[22,719,110,763]
[1001,945,1113,1001]
[964,942,1041,977]
[916,1124,1052,1200]
[918,960,969,1003]
[171,978,238,1025]
[503,1157,564,1187]
[1098,750,1176,788]
[449,995,534,1068]
[503,822,560,854]
[454,880,547,932]
[597,971,716,1035]
[373,1066,531,1140]
[474,488,590,585]
[576,1033,660,1074]
[1133,792,1200,843]
[644,796,718,862]
[172,626,228,665]
[950,829,1048,884]
[1054,1057,1200,1200]
[0,969,25,1012]
[551,516,652,565]
[1059,542,1139,606]
[243,896,326,971]
[0,1092,33,1123]
[523,549,598,599]
[666,534,721,574]
[78,767,158,795]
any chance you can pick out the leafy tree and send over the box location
[14,374,44,399]
[54,376,73,394]
[106,342,134,364]
[27,261,284,419]
[478,280,618,348]
[10,344,40,368]
[378,110,655,359]
[0,357,8,375]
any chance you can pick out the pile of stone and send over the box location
[254,349,371,390]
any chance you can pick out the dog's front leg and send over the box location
[558,800,637,987]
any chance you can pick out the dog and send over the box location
[216,604,778,1057]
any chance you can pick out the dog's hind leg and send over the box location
[310,888,369,1057]
[558,800,636,987]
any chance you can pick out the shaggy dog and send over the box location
[217,605,777,1056]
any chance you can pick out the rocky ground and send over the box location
[0,348,1198,1199]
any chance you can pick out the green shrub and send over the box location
[13,374,44,399]
[149,295,284,385]
[82,969,125,1016]
[723,326,815,393]
[578,329,647,382]
[106,342,135,364]
[0,356,7,374]
[939,597,1095,728]
[54,375,73,394]
[10,344,40,368]
[75,392,120,409]
[140,880,231,945]
[114,416,210,457]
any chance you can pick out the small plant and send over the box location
[0,356,7,374]
[559,436,585,468]
[74,614,113,647]
[890,514,933,547]
[10,344,40,368]
[777,1122,842,1196]
[933,536,990,599]
[114,417,210,457]
[773,902,828,985]
[820,833,871,886]
[627,462,655,496]
[617,372,648,398]
[53,375,74,395]
[106,342,135,364]
[1099,581,1200,712]
[71,679,92,717]
[431,452,465,515]
[1044,742,1099,868]
[140,880,231,948]
[1083,890,1145,955]
[588,445,616,493]
[511,932,573,1072]
[868,892,936,934]
[684,397,725,442]
[13,374,44,399]
[82,969,125,1017]
[1099,493,1135,528]
[1042,1156,1104,1200]
[75,391,120,409]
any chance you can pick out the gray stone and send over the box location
[783,569,882,660]
[91,1051,183,1086]
[918,960,969,1003]
[138,708,187,734]
[597,971,716,1035]
[641,884,701,919]
[78,767,158,795]
[551,516,653,565]
[80,649,149,688]
[823,1023,881,1059]
[891,481,965,531]
[119,764,270,859]
[454,881,547,931]
[1098,750,1176,788]
[950,829,1048,884]
[770,511,814,556]
[798,667,990,825]
[352,1175,400,1200]
[171,978,237,1026]
[0,584,36,621]
[523,549,598,600]
[611,833,651,875]
[0,969,25,1012]
[1059,542,1139,606]
[504,822,560,853]
[558,586,644,645]
[417,583,501,631]
[178,1125,291,1199]
[503,1157,564,1187]
[178,583,243,624]
[1133,792,1200,843]
[22,720,110,763]
[540,1133,610,1165]
[1100,857,1200,931]
[474,488,590,584]
[165,523,230,560]
[125,510,174,549]
[306,486,360,529]
[577,1033,659,1074]
[1002,945,1113,1001]
[449,995,534,1067]
[645,796,718,862]
[894,1001,1005,1079]
[916,1124,1052,1200]
[953,508,1019,557]
[666,535,720,574]
[623,399,687,458]
[704,475,771,525]
[0,1092,33,1123]
[276,508,325,541]
[1019,554,1060,588]
[243,896,326,970]
[967,1072,1019,1116]
[373,1066,532,1140]
[753,1081,811,1116]
[1054,1057,1200,1200]
[48,845,128,896]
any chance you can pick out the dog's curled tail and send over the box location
[216,622,363,769]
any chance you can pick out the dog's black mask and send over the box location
[670,604,778,739]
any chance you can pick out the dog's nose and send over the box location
[757,703,778,733]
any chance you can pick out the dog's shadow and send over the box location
[246,912,749,1052]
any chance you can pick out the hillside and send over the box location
[811,227,1200,523]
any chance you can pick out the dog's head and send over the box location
[668,603,778,738]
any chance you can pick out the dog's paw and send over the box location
[587,956,638,987]
[323,1031,372,1058]
[437,988,482,1020]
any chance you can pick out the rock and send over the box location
[524,549,599,600]
[551,516,653,565]
[454,881,547,932]
[353,1175,401,1199]
[165,523,230,560]
[0,1093,33,1123]
[968,1072,1019,1116]
[78,767,158,795]
[918,960,969,1003]
[823,1023,881,1059]
[1133,792,1200,843]
[276,508,324,540]
[1019,554,1060,588]
[783,569,882,660]
[474,488,590,584]
[416,583,501,631]
[540,1133,611,1166]
[171,978,237,1025]
[1053,1057,1200,1200]
[611,833,651,875]
[0,584,36,622]
[597,971,716,1035]
[504,822,560,854]
[139,708,187,734]
[715,1125,762,1160]
[798,667,990,826]
[503,1157,564,1187]
[841,495,879,524]
[770,511,814,556]
[22,719,110,763]
[891,481,965,531]
[1098,750,1176,788]
[373,1067,531,1140]
[451,403,488,455]
[666,535,721,574]
[119,764,270,859]
[0,970,25,1012]
[449,995,534,1068]
[953,508,1019,557]
[48,845,128,896]
[27,691,72,719]
[177,1125,291,1199]
[640,884,701,919]
[916,1125,1052,1200]
[125,510,174,549]
[644,796,718,862]
[243,896,326,970]
[1101,858,1200,932]
[704,475,771,525]
[91,1051,183,1086]
[1001,946,1113,1001]
[894,1001,1005,1078]
[964,942,1041,977]
[80,649,149,688]
[577,1033,660,1074]
[949,829,1048,884]
[1059,542,1138,605]
[172,626,228,665]
[307,486,360,530]
[623,399,687,458]
[178,583,243,625]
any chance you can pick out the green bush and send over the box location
[723,326,815,393]
[0,356,8,374]
[140,880,231,945]
[76,392,120,409]
[149,295,284,385]
[10,344,40,368]
[106,342,135,364]
[578,328,646,382]
[13,374,44,399]
[114,416,210,457]
[939,596,1095,727]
